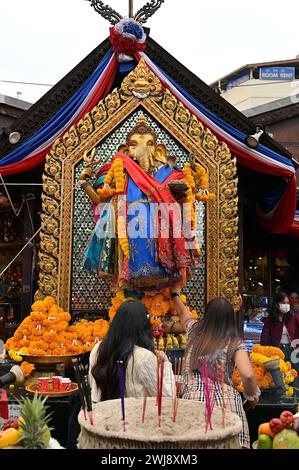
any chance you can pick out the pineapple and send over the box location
[18,394,53,449]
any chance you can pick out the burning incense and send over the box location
[221,362,225,427]
[117,360,126,431]
[80,364,93,425]
[156,355,160,406]
[141,387,148,424]
[157,360,165,427]
[172,383,180,422]
[72,358,87,421]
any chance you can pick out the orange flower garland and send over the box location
[107,290,199,333]
[4,297,110,357]
[96,159,130,258]
[108,291,126,321]
[20,361,35,378]
[252,344,285,360]
[183,162,216,202]
[97,158,125,195]
[183,164,196,231]
[142,294,170,328]
[233,344,297,396]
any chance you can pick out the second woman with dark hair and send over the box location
[171,288,260,449]
[89,300,175,402]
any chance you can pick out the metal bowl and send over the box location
[21,353,83,365]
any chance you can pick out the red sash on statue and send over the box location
[113,153,198,271]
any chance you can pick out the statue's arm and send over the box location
[79,168,106,205]
[168,180,188,201]
[79,180,104,205]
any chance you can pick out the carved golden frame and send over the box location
[36,58,240,312]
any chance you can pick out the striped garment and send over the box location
[182,319,250,449]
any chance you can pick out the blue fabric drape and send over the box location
[259,183,287,212]
[0,49,114,166]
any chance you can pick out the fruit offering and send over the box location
[0,394,52,449]
[257,410,299,449]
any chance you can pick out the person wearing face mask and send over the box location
[260,292,299,362]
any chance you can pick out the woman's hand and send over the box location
[243,398,259,410]
[170,285,192,325]
[171,283,182,295]
[155,350,170,364]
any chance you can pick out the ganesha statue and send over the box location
[79,114,211,293]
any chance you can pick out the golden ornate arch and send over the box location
[36,58,240,311]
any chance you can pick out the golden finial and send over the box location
[136,114,148,125]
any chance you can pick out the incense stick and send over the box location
[72,358,87,421]
[173,382,180,422]
[157,360,165,428]
[178,357,182,376]
[79,363,93,425]
[221,362,225,428]
[117,360,126,432]
[156,355,160,406]
[141,387,148,424]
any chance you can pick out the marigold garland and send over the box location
[182,164,196,231]
[233,344,296,396]
[107,290,199,342]
[252,344,285,360]
[184,162,216,202]
[4,297,110,356]
[95,158,130,259]
[20,361,35,378]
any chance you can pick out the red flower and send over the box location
[109,28,147,56]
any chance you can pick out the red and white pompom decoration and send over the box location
[110,18,147,62]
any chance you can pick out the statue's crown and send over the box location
[126,113,157,143]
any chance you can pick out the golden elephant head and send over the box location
[118,114,168,174]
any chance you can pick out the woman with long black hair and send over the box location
[171,288,259,449]
[89,300,175,402]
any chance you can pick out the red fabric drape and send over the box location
[258,176,297,233]
[113,152,199,271]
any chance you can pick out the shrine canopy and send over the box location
[0,18,298,237]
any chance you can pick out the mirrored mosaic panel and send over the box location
[71,110,206,313]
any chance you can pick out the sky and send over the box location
[1,0,299,104]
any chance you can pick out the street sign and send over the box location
[259,67,295,80]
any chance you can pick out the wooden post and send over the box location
[129,0,134,18]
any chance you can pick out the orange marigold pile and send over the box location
[108,289,198,329]
[233,343,297,396]
[5,297,109,357]
[20,361,35,378]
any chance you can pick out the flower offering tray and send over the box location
[25,382,78,397]
[21,353,83,365]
